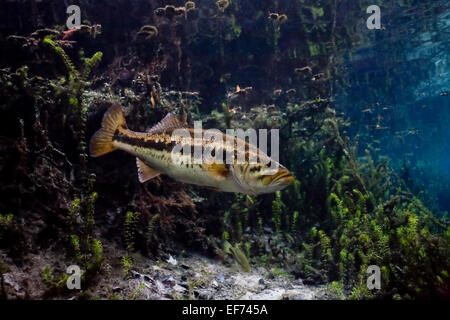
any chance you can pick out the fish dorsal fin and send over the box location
[136,157,161,183]
[146,112,185,133]
[202,163,229,181]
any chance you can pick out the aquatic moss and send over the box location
[216,0,230,12]
[125,211,141,252]
[122,255,133,276]
[223,240,251,273]
[81,51,103,82]
[146,213,160,250]
[185,1,196,11]
[0,213,13,241]
[43,36,78,79]
[271,191,283,234]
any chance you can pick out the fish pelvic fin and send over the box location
[90,104,127,157]
[136,157,161,183]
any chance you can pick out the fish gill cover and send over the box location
[0,0,449,300]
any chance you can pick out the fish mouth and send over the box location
[271,169,295,185]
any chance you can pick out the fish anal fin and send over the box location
[136,158,161,183]
[202,163,229,181]
[146,113,185,133]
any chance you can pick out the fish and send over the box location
[90,104,295,195]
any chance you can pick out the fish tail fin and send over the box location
[90,104,127,157]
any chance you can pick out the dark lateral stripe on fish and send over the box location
[113,130,175,152]
[113,129,263,164]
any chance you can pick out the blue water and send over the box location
[334,3,450,213]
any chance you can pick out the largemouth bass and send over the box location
[90,104,294,195]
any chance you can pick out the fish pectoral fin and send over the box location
[230,165,250,194]
[136,158,161,183]
[146,112,186,133]
[202,163,229,181]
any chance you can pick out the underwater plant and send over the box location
[185,1,196,12]
[216,0,230,12]
[136,25,158,40]
[223,240,251,273]
[124,211,141,252]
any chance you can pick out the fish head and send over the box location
[238,162,295,195]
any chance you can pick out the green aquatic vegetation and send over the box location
[328,281,345,300]
[257,217,263,234]
[43,37,78,78]
[223,240,251,273]
[86,191,97,236]
[69,198,80,232]
[130,283,146,300]
[270,267,293,278]
[271,191,283,234]
[328,193,348,221]
[81,51,103,83]
[303,185,449,298]
[244,241,251,257]
[0,213,13,240]
[223,193,259,242]
[122,255,133,276]
[146,213,160,250]
[41,266,70,294]
[291,210,300,231]
[71,235,82,262]
[124,211,141,252]
[308,41,320,56]
[43,36,102,108]
[66,177,104,282]
[43,39,103,218]
[91,239,103,268]
[282,108,450,298]
[222,231,229,241]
